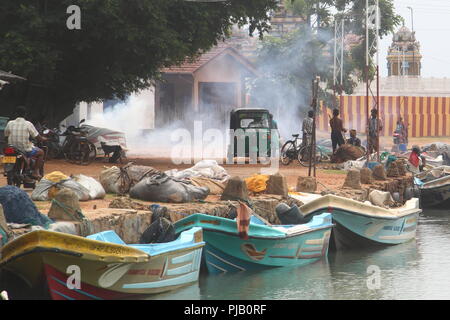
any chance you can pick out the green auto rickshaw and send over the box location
[227,108,279,161]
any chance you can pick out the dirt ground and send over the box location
[0,135,448,213]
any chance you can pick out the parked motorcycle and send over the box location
[37,125,63,160]
[61,119,97,165]
[2,145,42,188]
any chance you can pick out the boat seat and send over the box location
[87,230,126,245]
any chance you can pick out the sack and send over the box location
[344,160,366,171]
[72,174,106,200]
[189,177,225,195]
[99,166,130,194]
[99,165,160,194]
[31,178,90,201]
[129,173,209,203]
[123,164,160,186]
[165,159,229,181]
[276,203,310,225]
[368,190,394,208]
[140,207,175,244]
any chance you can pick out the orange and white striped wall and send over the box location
[316,96,450,137]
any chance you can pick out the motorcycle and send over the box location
[2,145,42,188]
[61,119,97,165]
[37,125,63,160]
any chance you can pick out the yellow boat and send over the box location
[0,227,204,300]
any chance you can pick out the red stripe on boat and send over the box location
[44,264,137,300]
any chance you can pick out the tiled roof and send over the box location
[162,43,257,75]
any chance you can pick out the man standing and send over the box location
[367,108,383,154]
[4,106,47,179]
[301,110,314,149]
[329,108,346,153]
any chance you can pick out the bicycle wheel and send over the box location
[83,141,97,165]
[280,141,295,165]
[298,145,313,167]
[78,141,97,165]
[69,142,83,165]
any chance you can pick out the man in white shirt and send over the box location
[4,106,47,179]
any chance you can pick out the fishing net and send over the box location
[0,186,53,228]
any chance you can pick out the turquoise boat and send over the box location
[290,194,421,250]
[174,212,332,274]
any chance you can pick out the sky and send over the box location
[379,0,450,78]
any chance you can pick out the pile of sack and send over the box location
[331,144,365,163]
[100,163,210,203]
[165,160,229,182]
[31,171,105,201]
[99,163,161,195]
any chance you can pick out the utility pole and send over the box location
[407,6,416,75]
[333,14,345,110]
[308,77,320,178]
[365,0,381,163]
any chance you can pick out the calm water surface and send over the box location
[153,210,450,300]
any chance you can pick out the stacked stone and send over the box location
[360,167,374,184]
[386,161,400,177]
[343,169,362,189]
[373,164,387,181]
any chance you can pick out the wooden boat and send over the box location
[414,166,450,210]
[418,175,450,209]
[174,212,333,274]
[0,227,204,300]
[290,193,421,250]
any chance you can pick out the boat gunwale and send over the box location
[175,215,334,240]
[298,194,422,219]
[198,224,334,240]
[0,230,205,267]
[306,207,421,221]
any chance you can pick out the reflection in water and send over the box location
[151,212,450,300]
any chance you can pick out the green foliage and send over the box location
[0,0,277,123]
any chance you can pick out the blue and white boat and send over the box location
[0,227,204,300]
[290,193,421,250]
[174,212,333,274]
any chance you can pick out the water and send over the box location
[152,210,450,300]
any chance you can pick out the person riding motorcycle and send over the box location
[4,106,48,180]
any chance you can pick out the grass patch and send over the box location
[322,170,347,175]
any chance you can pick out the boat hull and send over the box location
[202,227,331,274]
[174,213,333,274]
[313,209,418,250]
[0,229,204,300]
[420,184,450,210]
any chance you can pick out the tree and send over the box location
[248,0,401,129]
[0,0,278,124]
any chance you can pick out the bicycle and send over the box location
[280,134,324,167]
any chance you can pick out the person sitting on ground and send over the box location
[4,106,47,179]
[347,129,361,147]
[329,108,347,153]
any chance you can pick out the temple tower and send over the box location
[387,26,422,77]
